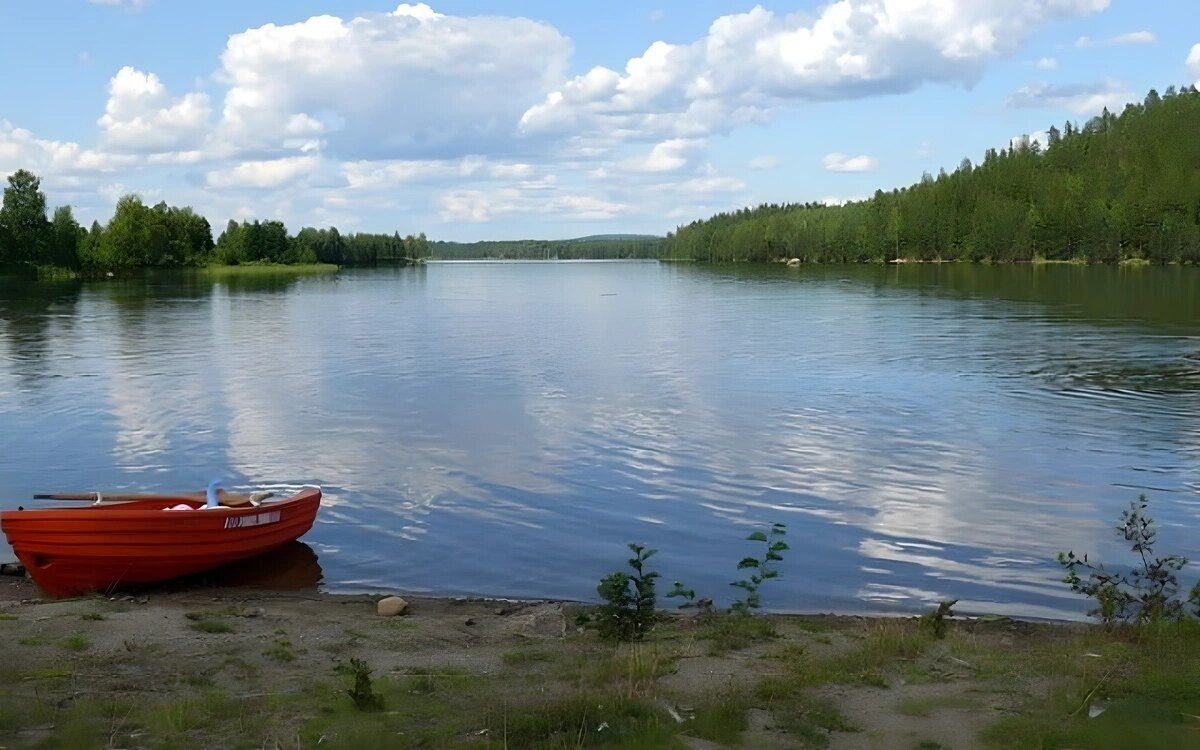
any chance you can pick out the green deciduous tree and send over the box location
[99,194,151,268]
[50,205,82,269]
[2,171,424,273]
[0,169,52,267]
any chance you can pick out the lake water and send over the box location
[2,262,1198,619]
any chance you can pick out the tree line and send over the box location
[0,171,428,276]
[430,235,662,260]
[664,85,1200,264]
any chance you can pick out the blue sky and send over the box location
[1,1,1197,241]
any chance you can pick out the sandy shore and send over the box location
[1,574,1195,749]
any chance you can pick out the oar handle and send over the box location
[33,490,274,507]
[34,491,205,502]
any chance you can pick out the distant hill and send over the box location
[665,85,1200,264]
[429,235,664,260]
[568,234,663,243]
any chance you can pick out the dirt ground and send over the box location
[0,572,1193,749]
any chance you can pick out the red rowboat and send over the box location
[0,487,321,597]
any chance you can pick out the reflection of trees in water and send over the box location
[877,263,1200,329]
[683,262,1200,329]
[93,269,313,311]
[684,263,1200,394]
[0,280,82,388]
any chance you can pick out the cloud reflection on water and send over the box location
[1,264,1197,617]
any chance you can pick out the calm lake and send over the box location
[2,262,1198,619]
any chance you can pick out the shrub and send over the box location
[1058,495,1192,624]
[596,544,660,641]
[920,600,957,639]
[338,657,383,711]
[731,523,788,614]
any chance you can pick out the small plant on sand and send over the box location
[920,600,957,639]
[188,618,233,634]
[262,641,296,663]
[596,543,660,641]
[338,657,383,711]
[665,581,712,612]
[1058,495,1194,624]
[731,523,788,614]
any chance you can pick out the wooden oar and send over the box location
[33,490,274,507]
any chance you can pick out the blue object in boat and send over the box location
[206,479,221,508]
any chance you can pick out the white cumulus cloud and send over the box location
[437,188,628,223]
[1188,44,1200,87]
[1008,79,1134,115]
[822,152,878,172]
[520,1,1110,145]
[1,120,134,175]
[1010,130,1049,151]
[622,138,705,172]
[98,66,212,153]
[215,3,570,159]
[341,156,535,189]
[206,156,320,189]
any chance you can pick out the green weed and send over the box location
[338,657,383,711]
[189,618,234,634]
[60,635,90,651]
[731,522,788,613]
[700,610,779,655]
[263,641,296,663]
[896,693,980,716]
[920,600,957,639]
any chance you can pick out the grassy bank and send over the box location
[1,577,1196,749]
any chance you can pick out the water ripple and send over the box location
[2,265,1198,618]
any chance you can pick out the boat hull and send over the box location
[0,487,321,597]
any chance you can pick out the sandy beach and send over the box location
[2,571,1195,749]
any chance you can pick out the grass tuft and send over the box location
[60,635,90,651]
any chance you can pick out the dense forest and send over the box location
[665,85,1200,264]
[430,235,662,260]
[0,170,428,277]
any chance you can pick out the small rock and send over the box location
[464,617,476,626]
[377,596,409,617]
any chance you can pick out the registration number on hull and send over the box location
[224,511,281,529]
